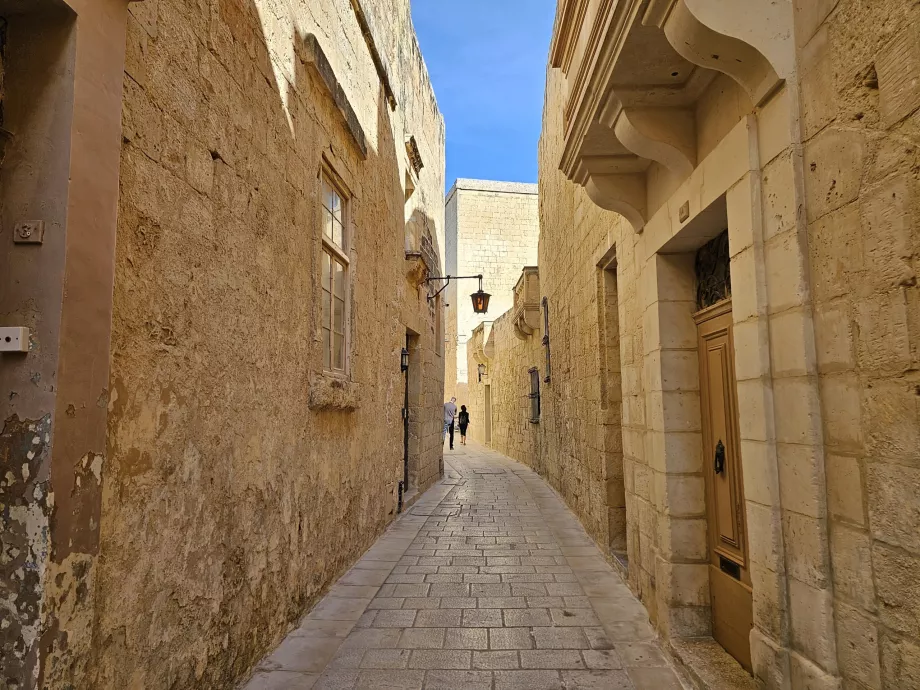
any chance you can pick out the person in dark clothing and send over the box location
[458,405,470,445]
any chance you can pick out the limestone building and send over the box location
[0,0,445,688]
[444,179,539,405]
[470,1,920,688]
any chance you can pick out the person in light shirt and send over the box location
[443,397,457,450]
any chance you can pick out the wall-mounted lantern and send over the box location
[477,363,486,382]
[400,348,409,372]
[425,274,491,315]
[470,275,491,315]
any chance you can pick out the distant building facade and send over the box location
[0,1,445,688]
[444,179,539,405]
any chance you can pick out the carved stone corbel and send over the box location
[584,173,648,232]
[612,107,696,179]
[645,0,783,106]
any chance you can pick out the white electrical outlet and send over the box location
[0,327,30,353]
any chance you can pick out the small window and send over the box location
[321,172,350,373]
[528,367,541,423]
[542,297,551,383]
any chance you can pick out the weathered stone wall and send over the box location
[44,0,448,688]
[445,180,539,404]
[797,2,920,687]
[479,2,920,687]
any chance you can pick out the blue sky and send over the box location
[411,1,557,189]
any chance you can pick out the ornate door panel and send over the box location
[695,300,753,673]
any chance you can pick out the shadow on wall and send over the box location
[35,2,432,689]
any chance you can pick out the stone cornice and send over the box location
[560,0,642,178]
[549,0,590,72]
[302,34,368,158]
[348,0,398,110]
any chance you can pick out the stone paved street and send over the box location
[243,443,686,689]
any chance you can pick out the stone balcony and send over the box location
[551,0,792,231]
[511,266,541,340]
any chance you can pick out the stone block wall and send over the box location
[796,1,920,687]
[5,1,447,688]
[445,180,539,405]
[477,2,920,687]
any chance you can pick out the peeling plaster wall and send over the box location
[796,1,920,687]
[48,0,448,688]
[0,8,77,688]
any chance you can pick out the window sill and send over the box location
[309,373,360,411]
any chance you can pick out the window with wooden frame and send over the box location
[320,171,349,373]
[528,367,541,423]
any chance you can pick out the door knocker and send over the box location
[714,440,726,475]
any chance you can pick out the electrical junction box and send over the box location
[0,327,30,353]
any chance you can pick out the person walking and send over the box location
[443,397,457,450]
[458,405,470,445]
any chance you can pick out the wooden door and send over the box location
[695,300,753,673]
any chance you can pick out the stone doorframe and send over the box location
[0,0,134,686]
[638,104,840,687]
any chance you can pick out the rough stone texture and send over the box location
[470,1,920,688]
[445,179,540,404]
[10,1,446,688]
[796,1,920,688]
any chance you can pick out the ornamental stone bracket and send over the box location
[512,267,541,341]
[644,0,787,107]
[553,0,791,232]
[405,234,439,290]
[470,321,493,366]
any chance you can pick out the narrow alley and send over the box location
[243,444,686,690]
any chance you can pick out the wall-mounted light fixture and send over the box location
[400,348,409,372]
[425,274,491,315]
[477,363,486,382]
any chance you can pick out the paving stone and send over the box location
[359,648,411,669]
[398,628,446,649]
[355,669,425,688]
[409,650,473,669]
[243,670,319,690]
[561,669,633,688]
[583,627,615,650]
[444,628,489,650]
[462,609,504,627]
[372,609,417,628]
[368,597,404,610]
[494,670,564,690]
[532,627,590,650]
[503,608,552,627]
[312,669,359,690]
[478,597,527,609]
[473,651,520,670]
[414,609,462,627]
[470,583,512,597]
[489,627,534,650]
[549,608,601,627]
[340,629,402,649]
[627,666,685,689]
[617,642,670,667]
[582,649,622,669]
[439,597,477,608]
[248,447,683,688]
[519,650,585,669]
[423,670,493,689]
